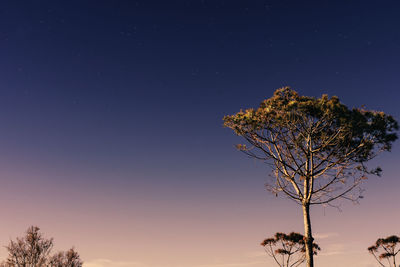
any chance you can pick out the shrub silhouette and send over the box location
[368,235,400,267]
[261,232,320,267]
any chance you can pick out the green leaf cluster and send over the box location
[223,87,398,164]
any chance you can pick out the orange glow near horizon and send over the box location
[0,160,398,267]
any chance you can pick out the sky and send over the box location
[0,1,400,266]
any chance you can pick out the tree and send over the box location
[223,87,398,267]
[261,232,320,267]
[1,226,83,267]
[368,235,400,267]
[48,249,83,267]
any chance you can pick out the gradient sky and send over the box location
[0,1,400,267]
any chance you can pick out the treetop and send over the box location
[223,87,398,163]
[223,87,398,205]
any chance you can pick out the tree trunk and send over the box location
[302,202,314,267]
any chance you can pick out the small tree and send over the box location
[223,87,398,267]
[48,248,83,267]
[2,226,53,267]
[261,232,320,267]
[1,226,83,267]
[368,235,400,267]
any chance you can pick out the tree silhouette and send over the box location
[48,248,82,267]
[368,235,400,267]
[0,226,83,267]
[223,87,398,267]
[261,232,320,267]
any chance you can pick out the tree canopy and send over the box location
[0,226,83,267]
[223,87,398,205]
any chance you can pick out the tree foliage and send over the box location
[47,249,82,267]
[0,226,83,267]
[261,232,320,267]
[223,87,398,205]
[368,235,400,267]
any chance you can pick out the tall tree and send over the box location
[0,226,83,267]
[261,232,320,267]
[368,235,400,267]
[223,87,398,267]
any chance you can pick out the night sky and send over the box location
[0,1,399,267]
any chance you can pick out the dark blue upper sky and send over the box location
[0,0,399,188]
